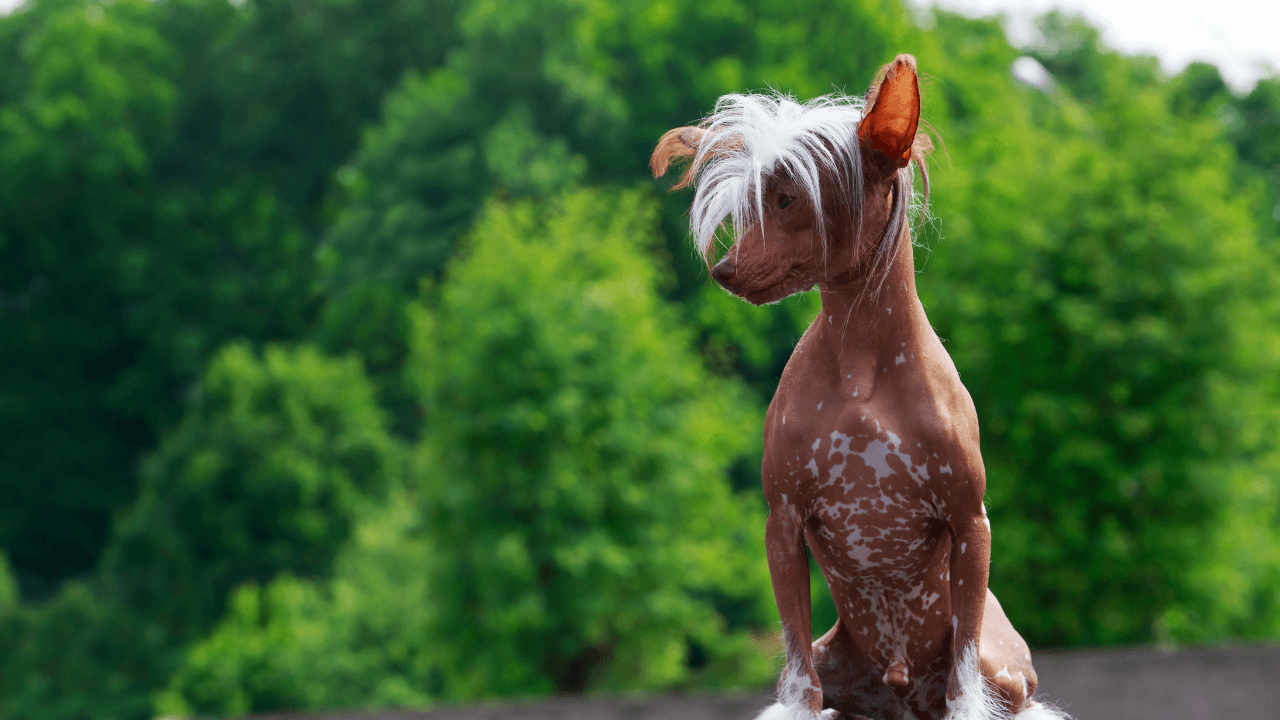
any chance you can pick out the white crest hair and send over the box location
[689,92,864,259]
[686,90,922,292]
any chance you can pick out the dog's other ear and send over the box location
[859,54,920,169]
[651,126,708,189]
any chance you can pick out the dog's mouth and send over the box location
[733,268,809,306]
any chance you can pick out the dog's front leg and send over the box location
[762,506,824,720]
[944,507,995,720]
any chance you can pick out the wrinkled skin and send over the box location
[659,56,1045,720]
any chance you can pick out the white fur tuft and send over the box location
[752,702,830,720]
[1015,701,1072,719]
[944,643,1006,720]
[754,662,825,720]
[687,92,865,260]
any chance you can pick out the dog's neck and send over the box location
[811,237,928,386]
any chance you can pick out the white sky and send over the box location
[926,0,1279,90]
[0,0,1276,90]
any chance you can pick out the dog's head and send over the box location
[652,54,930,305]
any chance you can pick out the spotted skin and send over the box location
[763,285,1037,719]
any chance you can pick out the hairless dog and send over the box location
[652,55,1069,720]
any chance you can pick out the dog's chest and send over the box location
[769,413,950,574]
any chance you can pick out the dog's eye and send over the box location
[778,195,794,209]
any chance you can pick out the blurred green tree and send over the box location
[0,0,465,588]
[1232,77,1280,202]
[1,342,402,720]
[404,188,775,696]
[120,0,470,452]
[0,579,170,720]
[316,0,616,414]
[0,0,178,587]
[910,10,1280,644]
[151,0,464,220]
[154,500,439,717]
[101,342,403,642]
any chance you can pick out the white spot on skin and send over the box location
[852,386,859,397]
[961,542,967,554]
[823,429,935,496]
[996,667,1012,680]
[940,463,952,475]
[895,353,905,365]
[845,541,873,564]
[817,401,823,411]
[887,307,892,314]
[783,416,786,425]
[811,438,821,451]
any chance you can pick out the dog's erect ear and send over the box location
[650,126,708,189]
[859,54,920,169]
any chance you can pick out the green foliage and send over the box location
[1,342,402,720]
[151,0,464,218]
[316,0,613,395]
[102,342,402,642]
[0,581,170,720]
[589,0,913,174]
[1226,75,1280,240]
[0,552,18,612]
[0,0,178,585]
[0,0,463,587]
[1233,76,1280,184]
[912,10,1280,644]
[155,501,439,717]
[154,189,779,715]
[405,189,775,697]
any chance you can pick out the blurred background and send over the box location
[1,0,1278,718]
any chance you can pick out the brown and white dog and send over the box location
[652,56,1069,720]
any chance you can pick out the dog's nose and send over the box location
[711,256,736,285]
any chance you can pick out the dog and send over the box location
[651,55,1069,720]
